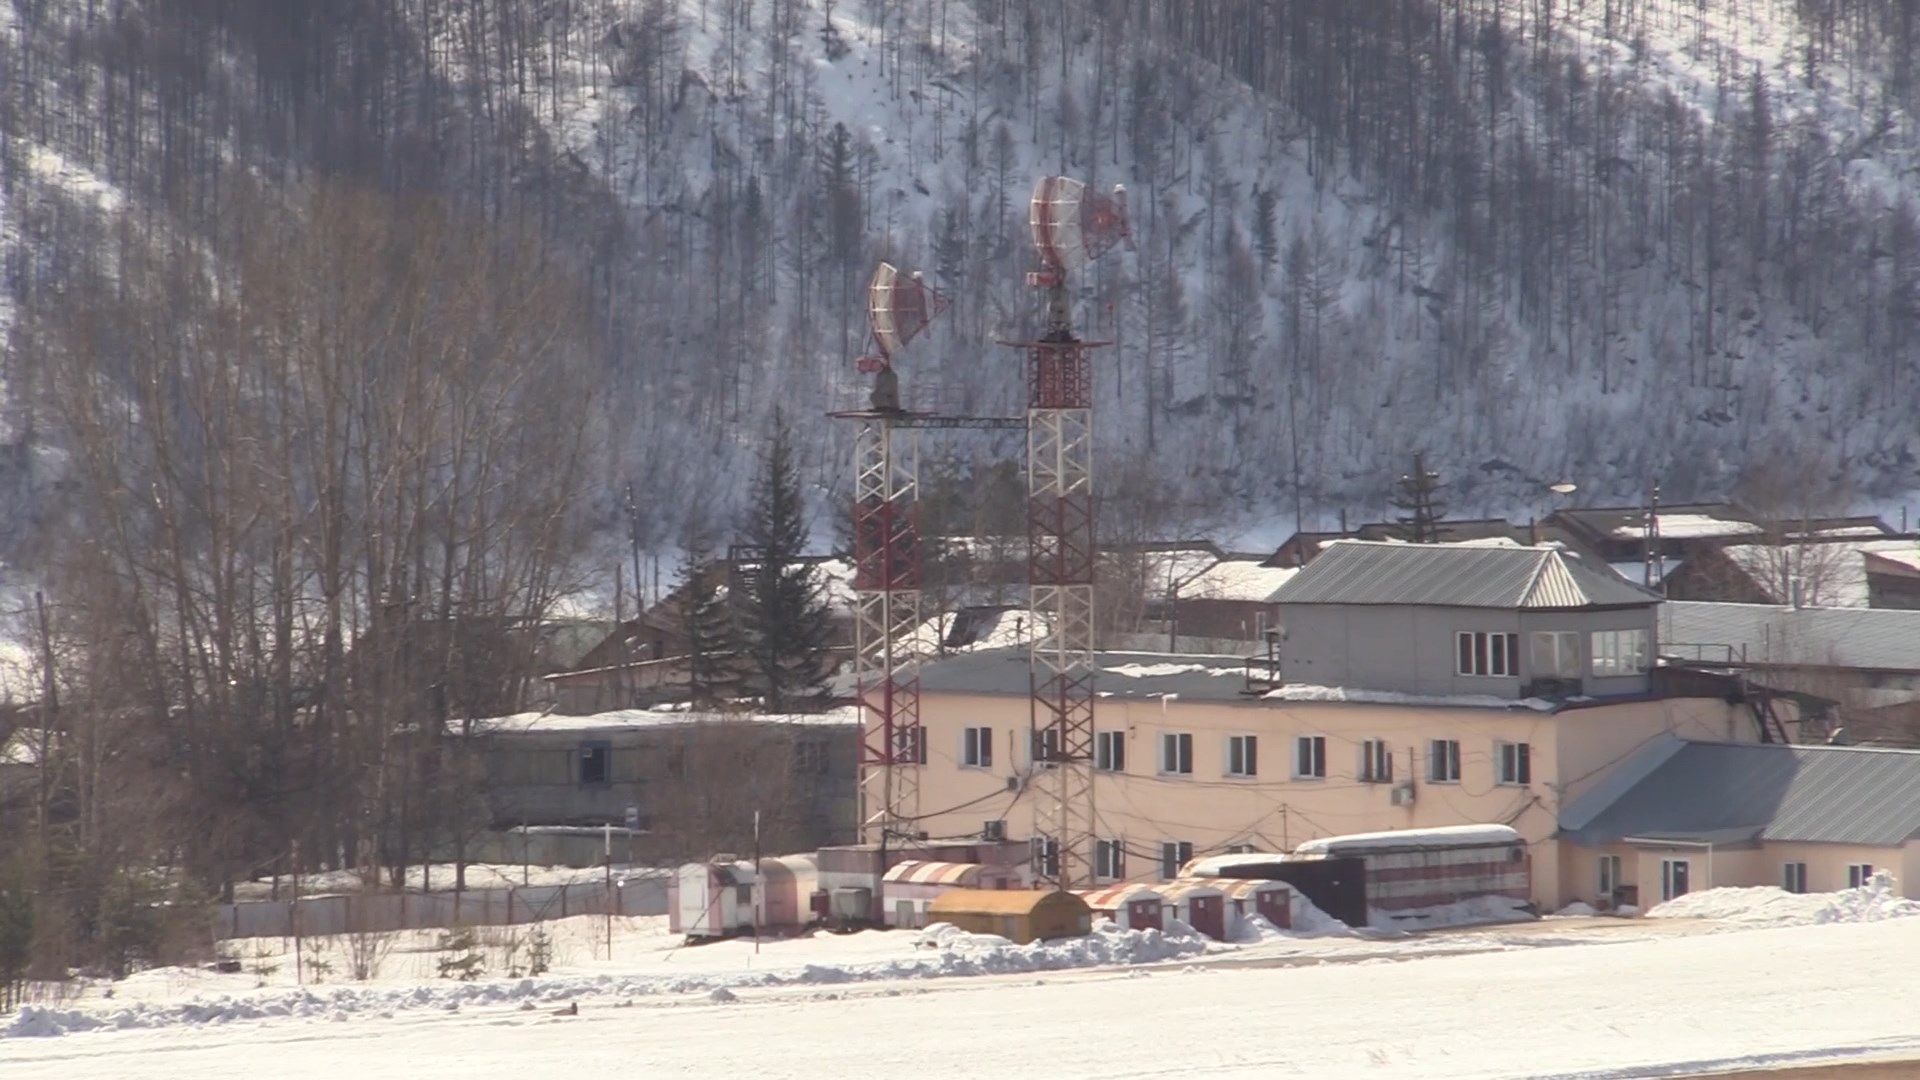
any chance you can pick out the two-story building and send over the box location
[905,540,1762,911]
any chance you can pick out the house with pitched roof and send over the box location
[896,540,1761,911]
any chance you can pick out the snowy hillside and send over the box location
[4,0,1920,554]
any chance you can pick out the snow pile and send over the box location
[1554,901,1599,918]
[1265,685,1560,713]
[1227,913,1290,944]
[1648,871,1920,927]
[1288,893,1358,939]
[1103,662,1209,679]
[3,921,1215,1039]
[1370,896,1536,931]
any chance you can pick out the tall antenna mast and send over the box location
[1009,176,1132,890]
[1643,481,1665,593]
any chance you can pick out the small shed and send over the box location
[1214,877,1292,930]
[1292,824,1530,918]
[669,859,758,939]
[1156,879,1229,940]
[881,861,1023,929]
[760,854,821,931]
[927,889,1092,945]
[1074,884,1165,931]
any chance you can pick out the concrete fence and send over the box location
[212,874,671,941]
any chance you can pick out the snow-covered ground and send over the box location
[1647,870,1920,927]
[6,913,1920,1078]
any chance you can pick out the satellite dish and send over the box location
[1029,176,1133,278]
[862,262,949,372]
[1548,481,1579,496]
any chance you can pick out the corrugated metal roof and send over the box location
[1157,878,1228,901]
[1560,741,1920,848]
[1273,541,1659,610]
[927,888,1085,916]
[1662,601,1920,673]
[882,861,984,886]
[1074,884,1165,909]
[1211,878,1288,901]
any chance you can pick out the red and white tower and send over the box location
[1010,177,1131,888]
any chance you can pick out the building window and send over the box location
[1360,739,1393,783]
[1783,862,1808,894]
[1030,727,1060,765]
[1293,735,1326,779]
[1848,864,1876,889]
[894,726,927,765]
[1095,730,1126,772]
[961,726,993,768]
[1598,855,1622,900]
[1530,631,1582,678]
[666,745,686,779]
[793,740,829,776]
[1032,836,1059,879]
[1160,732,1193,775]
[1497,741,1532,786]
[1592,629,1651,676]
[1226,843,1257,854]
[1227,735,1259,777]
[1095,839,1126,882]
[579,742,610,786]
[1428,739,1462,783]
[1160,841,1193,881]
[1661,859,1691,902]
[1456,631,1521,677]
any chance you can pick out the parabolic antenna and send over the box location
[1029,176,1133,280]
[860,262,949,372]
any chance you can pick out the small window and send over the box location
[1095,839,1126,881]
[1032,836,1059,879]
[1598,855,1622,899]
[962,726,994,768]
[1428,739,1461,783]
[1661,859,1690,901]
[1497,741,1532,786]
[1782,862,1808,894]
[1159,841,1193,881]
[579,742,610,786]
[1226,843,1256,855]
[1227,735,1259,777]
[1360,739,1393,783]
[1160,732,1193,775]
[1030,726,1061,765]
[1592,629,1652,677]
[1530,631,1582,678]
[666,744,686,779]
[793,740,829,776]
[894,726,927,765]
[1293,735,1326,779]
[1095,730,1126,772]
[1456,631,1521,676]
[1848,864,1876,889]
[736,884,753,906]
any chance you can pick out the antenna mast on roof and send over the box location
[1642,482,1666,594]
[831,264,1024,867]
[1008,176,1132,890]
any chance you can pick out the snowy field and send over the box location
[5,878,1920,1077]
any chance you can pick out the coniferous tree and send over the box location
[742,410,833,713]
[677,518,739,709]
[1389,453,1448,543]
[1252,184,1280,280]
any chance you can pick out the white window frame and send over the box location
[1030,726,1060,766]
[1591,628,1651,677]
[1095,838,1126,882]
[1660,858,1691,902]
[1159,840,1193,881]
[1360,738,1393,783]
[1428,739,1462,783]
[1497,741,1532,786]
[1226,735,1259,778]
[961,726,993,769]
[1530,631,1583,678]
[1095,730,1126,773]
[1293,735,1326,779]
[1597,854,1621,899]
[1226,843,1257,855]
[1848,863,1876,889]
[1032,836,1059,879]
[1782,862,1808,894]
[892,726,927,766]
[1160,732,1193,776]
[1456,630,1522,677]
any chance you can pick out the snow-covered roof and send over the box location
[1275,540,1657,610]
[1720,539,1920,608]
[1293,824,1522,856]
[1177,558,1298,603]
[1264,685,1562,713]
[1182,852,1285,877]
[1608,513,1764,540]
[464,705,861,735]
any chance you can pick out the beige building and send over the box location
[904,540,1784,911]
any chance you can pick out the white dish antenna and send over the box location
[1029,176,1133,277]
[861,262,949,372]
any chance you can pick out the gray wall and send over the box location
[1278,604,1657,699]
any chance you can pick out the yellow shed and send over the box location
[926,888,1093,945]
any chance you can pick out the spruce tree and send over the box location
[1253,185,1280,281]
[1390,452,1448,543]
[677,518,738,710]
[742,410,833,713]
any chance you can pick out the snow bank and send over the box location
[3,921,1215,1039]
[1103,662,1208,679]
[1553,901,1599,918]
[1227,913,1290,944]
[1370,895,1536,931]
[1647,871,1920,927]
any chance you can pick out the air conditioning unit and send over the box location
[982,819,1007,841]
[1390,783,1417,807]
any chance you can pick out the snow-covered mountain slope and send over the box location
[3,0,1919,555]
